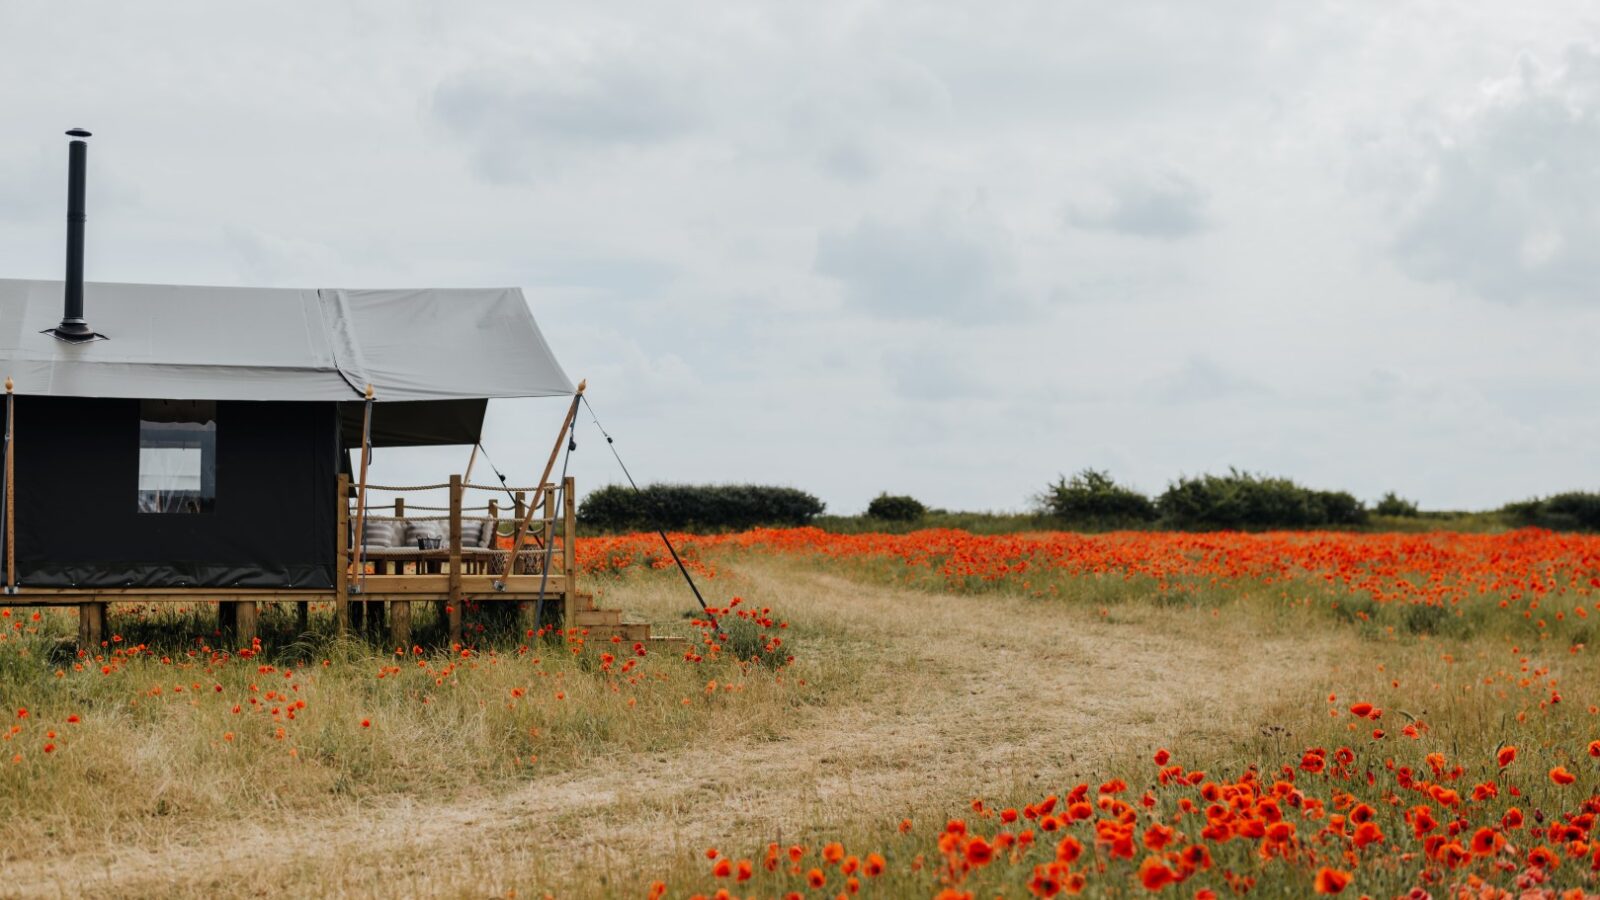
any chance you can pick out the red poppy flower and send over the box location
[1137,857,1177,891]
[1313,867,1351,894]
[1055,836,1083,864]
[964,837,994,866]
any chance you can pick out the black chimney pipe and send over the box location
[51,128,98,342]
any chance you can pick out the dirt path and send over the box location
[8,563,1344,899]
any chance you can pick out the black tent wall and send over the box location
[11,397,338,588]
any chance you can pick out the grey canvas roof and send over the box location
[0,279,573,403]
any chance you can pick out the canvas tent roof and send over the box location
[0,279,572,404]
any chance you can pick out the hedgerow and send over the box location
[578,483,825,532]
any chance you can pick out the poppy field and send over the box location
[582,528,1600,899]
[4,526,1600,898]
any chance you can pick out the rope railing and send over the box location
[356,514,502,523]
[364,481,550,493]
[390,504,495,512]
[356,512,554,523]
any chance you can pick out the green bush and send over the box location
[578,483,825,532]
[1155,469,1367,530]
[1373,491,1420,517]
[1037,469,1158,526]
[1502,492,1600,531]
[866,493,926,522]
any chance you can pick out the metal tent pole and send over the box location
[4,377,14,593]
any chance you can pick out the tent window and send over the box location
[138,400,217,514]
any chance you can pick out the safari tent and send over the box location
[0,278,572,591]
[0,130,660,650]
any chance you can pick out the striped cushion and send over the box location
[363,519,402,547]
[457,518,495,548]
[404,521,445,547]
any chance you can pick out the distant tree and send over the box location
[578,484,824,532]
[1038,469,1158,526]
[1503,492,1600,531]
[1156,469,1368,530]
[1374,492,1420,517]
[866,493,926,522]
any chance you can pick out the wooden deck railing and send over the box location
[340,473,581,645]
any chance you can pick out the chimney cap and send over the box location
[65,128,91,138]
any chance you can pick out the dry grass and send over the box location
[3,554,1352,898]
[5,549,1593,897]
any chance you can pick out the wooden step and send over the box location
[617,621,653,642]
[564,618,690,648]
[571,608,621,627]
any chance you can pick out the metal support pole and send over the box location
[4,377,14,593]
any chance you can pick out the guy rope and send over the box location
[502,380,586,572]
[580,394,717,631]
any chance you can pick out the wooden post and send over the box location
[505,381,584,572]
[353,384,375,594]
[542,487,555,570]
[512,491,526,572]
[394,497,404,518]
[4,377,14,593]
[77,602,104,650]
[236,600,258,647]
[562,475,577,627]
[335,473,350,634]
[447,474,463,644]
[296,598,309,634]
[390,596,411,650]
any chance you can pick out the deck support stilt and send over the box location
[77,601,104,650]
[235,600,258,647]
[389,600,411,650]
[296,601,309,634]
[219,601,237,634]
[562,476,577,629]
[447,475,463,645]
[335,473,350,636]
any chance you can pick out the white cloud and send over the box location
[1064,172,1211,240]
[815,200,1024,321]
[2,1,1599,515]
[1367,45,1600,303]
[432,47,702,183]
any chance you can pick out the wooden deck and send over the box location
[0,472,670,650]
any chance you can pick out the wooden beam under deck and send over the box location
[357,574,568,596]
[1,575,568,605]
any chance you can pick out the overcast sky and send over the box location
[3,1,1600,513]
